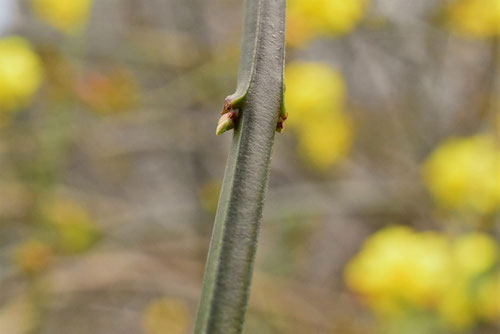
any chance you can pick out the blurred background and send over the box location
[0,0,499,333]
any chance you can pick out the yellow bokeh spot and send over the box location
[44,197,99,253]
[142,298,190,334]
[422,134,500,215]
[446,0,500,37]
[286,62,345,122]
[31,0,93,33]
[344,226,452,314]
[285,61,353,171]
[297,114,353,171]
[0,36,43,114]
[345,226,500,330]
[14,240,52,275]
[438,282,475,330]
[452,233,498,277]
[287,0,370,46]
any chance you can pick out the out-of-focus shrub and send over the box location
[285,61,353,171]
[344,226,451,314]
[422,134,500,215]
[344,225,499,331]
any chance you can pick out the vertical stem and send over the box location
[194,0,286,333]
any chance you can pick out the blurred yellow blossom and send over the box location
[438,269,500,330]
[438,281,476,330]
[452,233,498,277]
[44,197,99,253]
[0,37,43,115]
[438,232,499,329]
[297,114,353,171]
[14,240,52,275]
[31,0,93,33]
[422,134,500,215]
[476,272,500,321]
[287,0,370,46]
[446,0,500,37]
[285,61,353,171]
[345,226,500,330]
[286,62,345,121]
[344,226,451,315]
[142,298,190,334]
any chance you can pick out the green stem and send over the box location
[193,0,286,333]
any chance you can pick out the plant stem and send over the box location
[193,0,286,333]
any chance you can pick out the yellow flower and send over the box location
[344,226,452,315]
[452,233,498,277]
[44,197,99,253]
[31,0,93,33]
[438,282,476,330]
[422,134,500,215]
[446,0,500,37]
[287,0,369,46]
[345,227,500,330]
[437,233,499,330]
[142,298,190,334]
[0,37,43,114]
[285,61,353,170]
[13,240,52,275]
[286,62,345,122]
[475,272,500,321]
[297,114,352,171]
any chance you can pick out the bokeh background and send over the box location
[0,0,499,333]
